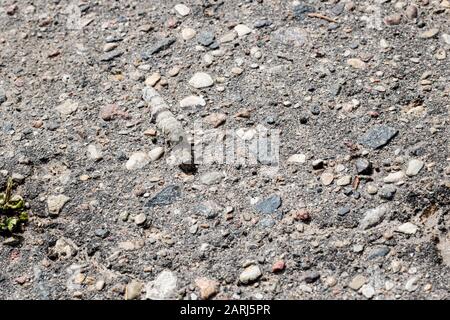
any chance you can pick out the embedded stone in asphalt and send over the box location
[255,195,282,214]
[359,125,398,149]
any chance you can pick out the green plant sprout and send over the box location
[0,177,28,233]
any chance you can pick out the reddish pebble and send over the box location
[144,128,157,136]
[15,276,28,285]
[405,5,418,19]
[384,14,402,26]
[294,209,311,222]
[9,249,20,262]
[272,260,286,273]
[32,120,44,128]
[368,111,379,118]
[166,17,178,28]
[99,104,130,121]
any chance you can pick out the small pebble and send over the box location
[174,4,190,16]
[134,213,147,226]
[348,275,366,290]
[189,72,214,89]
[239,265,262,284]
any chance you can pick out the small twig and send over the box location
[353,176,360,190]
[5,177,13,204]
[307,12,338,23]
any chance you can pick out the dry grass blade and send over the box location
[307,12,338,23]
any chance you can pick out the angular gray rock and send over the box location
[126,152,150,170]
[174,4,190,16]
[200,171,224,185]
[145,37,176,56]
[303,271,321,283]
[360,205,388,229]
[145,185,181,207]
[239,265,262,284]
[384,171,405,183]
[406,159,424,176]
[359,125,398,149]
[361,284,376,299]
[100,50,123,62]
[397,222,418,234]
[197,31,215,47]
[134,213,147,225]
[196,200,222,219]
[47,195,71,216]
[125,280,143,300]
[234,24,252,37]
[148,147,164,161]
[379,185,396,200]
[87,144,103,161]
[367,246,390,260]
[255,195,282,214]
[355,158,372,175]
[56,99,78,115]
[293,4,314,20]
[145,270,178,300]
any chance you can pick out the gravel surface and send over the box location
[0,0,449,300]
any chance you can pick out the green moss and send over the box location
[0,177,28,234]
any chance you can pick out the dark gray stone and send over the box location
[355,158,372,175]
[330,3,345,16]
[46,121,60,131]
[367,246,390,260]
[293,4,314,20]
[259,217,276,228]
[100,50,123,62]
[116,151,128,161]
[265,115,276,124]
[22,128,33,136]
[310,105,321,115]
[299,114,309,124]
[117,16,128,23]
[197,31,215,47]
[312,159,324,170]
[144,37,176,57]
[338,207,350,216]
[145,185,181,207]
[254,19,272,28]
[328,23,339,31]
[303,271,320,283]
[195,200,222,219]
[255,195,282,214]
[3,123,14,133]
[94,228,110,239]
[359,125,398,149]
[379,185,396,200]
